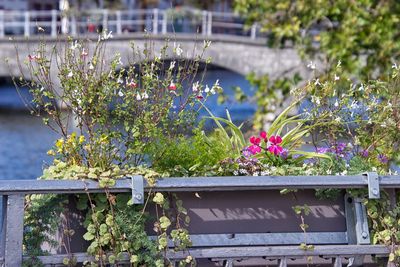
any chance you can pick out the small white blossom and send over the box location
[392,62,398,70]
[136,94,142,101]
[233,170,239,176]
[334,100,339,107]
[101,30,113,40]
[118,91,124,97]
[314,78,320,86]
[67,71,73,78]
[307,61,316,70]
[334,74,340,81]
[89,64,94,70]
[169,61,176,70]
[174,43,183,56]
[204,85,210,93]
[142,92,149,99]
[70,41,80,50]
[204,40,212,48]
[192,81,200,92]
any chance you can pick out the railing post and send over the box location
[0,10,4,38]
[102,9,108,31]
[51,10,57,37]
[3,194,25,267]
[116,10,122,35]
[161,10,167,34]
[71,14,77,36]
[250,23,257,40]
[24,11,30,37]
[202,10,207,36]
[152,8,159,34]
[207,11,212,36]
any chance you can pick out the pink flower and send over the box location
[28,54,40,61]
[168,82,177,90]
[260,131,267,140]
[196,94,204,100]
[248,145,261,155]
[128,81,137,88]
[268,135,283,155]
[249,136,261,145]
[81,49,88,58]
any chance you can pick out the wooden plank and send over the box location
[0,195,7,258]
[4,194,24,267]
[0,175,399,195]
[155,232,348,247]
[29,245,391,264]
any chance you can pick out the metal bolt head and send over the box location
[361,232,368,239]
[372,188,379,195]
[135,194,143,200]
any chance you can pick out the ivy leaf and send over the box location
[159,216,171,230]
[83,232,95,241]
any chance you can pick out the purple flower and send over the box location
[279,148,289,159]
[378,154,388,164]
[242,149,252,158]
[360,149,369,157]
[316,147,329,154]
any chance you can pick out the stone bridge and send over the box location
[1,34,307,81]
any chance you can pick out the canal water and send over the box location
[0,69,255,180]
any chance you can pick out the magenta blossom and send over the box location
[268,135,283,155]
[248,145,261,155]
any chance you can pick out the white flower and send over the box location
[89,64,94,70]
[204,85,210,93]
[70,40,80,50]
[136,94,142,101]
[102,30,113,40]
[334,74,340,81]
[392,62,398,70]
[67,71,73,78]
[174,43,183,56]
[314,78,320,86]
[204,40,212,48]
[169,61,176,70]
[334,100,339,107]
[118,91,124,97]
[307,61,316,70]
[350,100,358,109]
[142,92,149,99]
[192,81,200,92]
[335,117,341,122]
[117,77,124,84]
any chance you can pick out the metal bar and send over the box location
[102,9,108,30]
[333,257,342,267]
[207,11,212,36]
[278,257,287,267]
[161,11,167,35]
[29,245,391,264]
[152,8,158,34]
[0,175,400,194]
[156,232,348,247]
[202,11,207,35]
[4,195,24,267]
[0,195,7,258]
[51,10,57,37]
[116,10,122,35]
[250,23,257,39]
[71,15,77,36]
[24,11,30,37]
[0,10,4,38]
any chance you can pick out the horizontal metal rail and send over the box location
[23,245,391,265]
[0,8,263,39]
[0,175,399,195]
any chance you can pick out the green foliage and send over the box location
[235,0,400,79]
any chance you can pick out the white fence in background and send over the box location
[0,8,264,39]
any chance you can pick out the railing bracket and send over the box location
[130,175,144,204]
[364,172,380,199]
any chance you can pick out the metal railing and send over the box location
[0,8,264,39]
[0,174,398,266]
